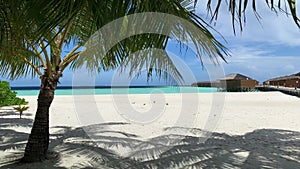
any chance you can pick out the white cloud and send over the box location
[222,45,300,83]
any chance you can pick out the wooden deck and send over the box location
[256,85,300,97]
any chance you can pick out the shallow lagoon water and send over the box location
[14,87,218,96]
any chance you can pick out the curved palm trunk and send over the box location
[22,75,58,162]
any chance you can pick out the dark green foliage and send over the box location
[0,81,27,107]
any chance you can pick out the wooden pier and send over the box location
[256,86,300,97]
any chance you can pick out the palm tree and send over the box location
[0,0,298,163]
[0,0,228,162]
[13,105,30,119]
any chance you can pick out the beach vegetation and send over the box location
[0,0,299,163]
[13,104,30,119]
[0,81,28,107]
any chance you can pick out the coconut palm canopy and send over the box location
[0,0,299,163]
[0,0,299,82]
[1,0,229,83]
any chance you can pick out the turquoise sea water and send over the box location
[14,87,218,96]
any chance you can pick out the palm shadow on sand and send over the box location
[0,114,299,169]
[0,110,32,150]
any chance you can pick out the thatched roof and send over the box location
[265,72,300,82]
[219,73,256,81]
[294,72,300,76]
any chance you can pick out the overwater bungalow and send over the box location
[192,73,258,92]
[263,72,300,88]
[219,73,259,92]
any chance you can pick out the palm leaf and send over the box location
[204,0,300,33]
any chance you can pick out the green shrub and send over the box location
[0,81,28,107]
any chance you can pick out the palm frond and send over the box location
[72,6,229,83]
[0,1,46,79]
[204,0,300,33]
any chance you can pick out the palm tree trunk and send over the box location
[21,81,56,162]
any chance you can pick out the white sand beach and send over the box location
[0,91,299,168]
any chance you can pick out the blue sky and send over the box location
[197,0,300,83]
[2,1,300,86]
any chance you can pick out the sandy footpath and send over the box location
[0,92,299,168]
